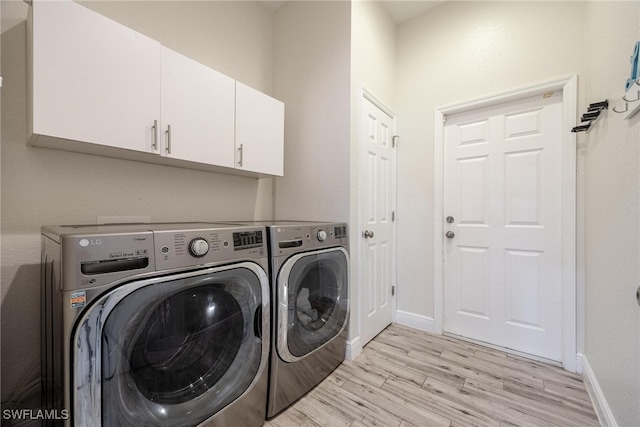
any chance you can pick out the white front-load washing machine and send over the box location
[41,223,270,427]
[233,221,349,418]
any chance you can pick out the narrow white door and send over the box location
[359,92,396,346]
[443,92,563,361]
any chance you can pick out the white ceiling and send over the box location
[379,1,445,24]
[1,0,30,34]
[259,1,445,24]
[0,0,446,34]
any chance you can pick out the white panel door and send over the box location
[31,0,161,153]
[161,47,235,167]
[444,92,563,361]
[359,94,396,346]
[235,82,285,176]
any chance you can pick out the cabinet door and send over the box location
[235,82,285,176]
[31,0,161,153]
[161,47,235,168]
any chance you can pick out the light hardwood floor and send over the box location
[264,324,600,427]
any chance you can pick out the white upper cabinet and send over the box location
[29,0,161,154]
[236,82,285,176]
[28,0,284,177]
[161,47,236,168]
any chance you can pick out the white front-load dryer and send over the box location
[41,223,270,427]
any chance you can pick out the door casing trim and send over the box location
[433,75,578,372]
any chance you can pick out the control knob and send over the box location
[317,230,328,242]
[189,238,210,257]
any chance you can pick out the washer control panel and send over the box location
[43,223,268,291]
[189,238,210,257]
[155,227,265,270]
[233,230,264,250]
[61,231,155,290]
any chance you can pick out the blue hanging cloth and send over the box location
[625,41,640,92]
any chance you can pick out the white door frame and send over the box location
[433,75,578,372]
[358,86,398,345]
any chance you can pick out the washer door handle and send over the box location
[254,305,262,339]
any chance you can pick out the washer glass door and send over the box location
[277,248,349,361]
[75,264,267,427]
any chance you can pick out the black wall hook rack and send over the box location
[572,100,608,133]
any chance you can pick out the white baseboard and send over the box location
[346,336,362,361]
[394,310,437,333]
[575,352,584,374]
[582,354,618,427]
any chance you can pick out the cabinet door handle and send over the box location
[165,124,172,155]
[152,119,158,151]
[238,144,244,167]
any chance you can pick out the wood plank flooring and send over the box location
[264,324,600,427]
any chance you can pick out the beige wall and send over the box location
[395,0,586,325]
[0,0,275,402]
[272,1,351,223]
[352,0,396,108]
[583,2,640,425]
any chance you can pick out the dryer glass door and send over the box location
[277,247,349,361]
[74,264,267,427]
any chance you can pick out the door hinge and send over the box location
[392,135,399,148]
[392,211,395,222]
[392,286,395,296]
[443,115,447,123]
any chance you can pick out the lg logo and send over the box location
[79,238,102,247]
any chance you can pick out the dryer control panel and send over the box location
[269,222,349,257]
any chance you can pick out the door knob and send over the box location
[446,231,455,239]
[363,230,374,239]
